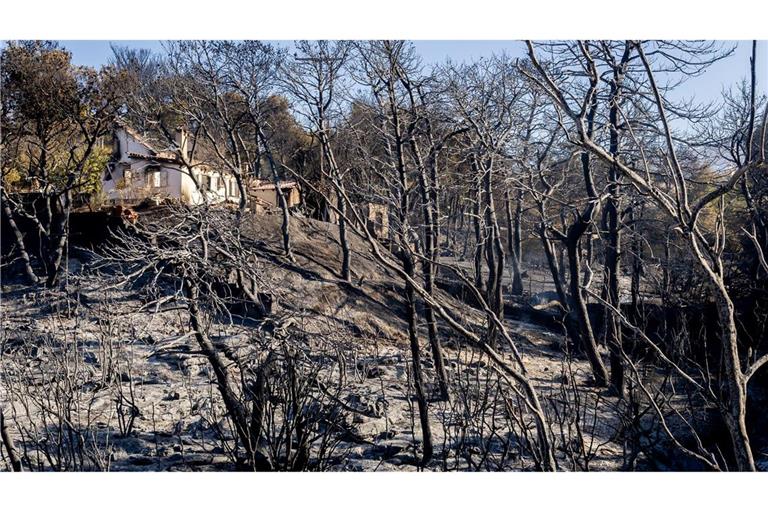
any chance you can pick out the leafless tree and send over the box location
[524,39,767,470]
[283,40,354,281]
[1,41,130,286]
[443,55,526,348]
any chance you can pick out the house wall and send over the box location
[103,160,186,204]
[364,203,389,240]
[251,188,276,207]
[286,187,301,207]
[180,169,202,205]
[182,170,241,205]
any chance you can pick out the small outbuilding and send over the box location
[362,202,389,240]
[248,179,301,211]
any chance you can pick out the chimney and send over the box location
[175,127,190,161]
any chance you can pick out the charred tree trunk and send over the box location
[662,234,672,305]
[319,128,352,282]
[415,147,449,401]
[477,157,505,347]
[258,129,293,262]
[385,69,433,466]
[558,243,568,287]
[628,206,643,319]
[0,407,22,472]
[472,181,485,294]
[566,237,608,387]
[505,188,525,295]
[604,183,623,395]
[712,276,756,471]
[539,226,582,349]
[184,278,269,470]
[604,47,631,396]
[688,230,757,471]
[336,186,351,282]
[1,190,39,285]
[401,248,434,466]
[45,192,71,288]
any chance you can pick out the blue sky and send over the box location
[45,40,768,106]
[55,40,527,66]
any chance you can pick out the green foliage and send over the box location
[1,41,131,196]
[77,145,111,194]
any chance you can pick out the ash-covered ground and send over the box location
[0,211,729,471]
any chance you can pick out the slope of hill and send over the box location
[0,208,634,471]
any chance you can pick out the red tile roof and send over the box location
[249,180,299,191]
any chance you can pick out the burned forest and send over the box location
[2,39,768,473]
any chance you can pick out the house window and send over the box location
[200,175,211,192]
[146,167,167,188]
[104,162,115,181]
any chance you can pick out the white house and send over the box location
[102,125,242,206]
